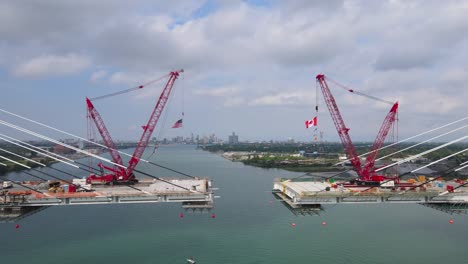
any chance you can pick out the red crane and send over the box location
[86,98,127,179]
[86,69,183,184]
[126,69,183,177]
[316,74,398,185]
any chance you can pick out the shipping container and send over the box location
[69,185,77,193]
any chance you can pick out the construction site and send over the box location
[272,74,468,215]
[0,69,215,222]
[1,71,468,223]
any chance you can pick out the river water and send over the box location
[1,145,467,264]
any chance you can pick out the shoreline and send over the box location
[214,150,345,173]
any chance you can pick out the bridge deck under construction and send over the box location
[0,178,214,222]
[273,178,468,206]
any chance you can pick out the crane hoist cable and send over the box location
[89,74,169,101]
[325,76,394,105]
[316,74,399,183]
[147,77,178,159]
[147,72,186,159]
[85,69,192,184]
[87,71,176,166]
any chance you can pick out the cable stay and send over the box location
[374,123,468,162]
[0,139,186,194]
[0,125,198,193]
[375,134,468,172]
[0,134,78,168]
[334,115,468,166]
[0,154,31,170]
[0,133,88,173]
[360,166,455,195]
[360,152,468,195]
[8,180,46,195]
[314,141,468,195]
[0,155,55,193]
[0,119,125,168]
[0,147,82,181]
[455,163,468,172]
[0,106,197,179]
[0,157,72,195]
[2,132,106,176]
[0,148,95,192]
[0,142,148,194]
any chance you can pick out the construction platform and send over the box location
[272,178,468,215]
[0,178,214,222]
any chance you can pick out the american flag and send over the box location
[172,119,183,128]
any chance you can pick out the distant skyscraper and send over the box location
[228,132,239,144]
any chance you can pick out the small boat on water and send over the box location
[186,257,196,263]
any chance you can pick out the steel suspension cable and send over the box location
[375,135,468,172]
[334,115,468,166]
[0,108,197,179]
[0,125,198,193]
[375,123,468,162]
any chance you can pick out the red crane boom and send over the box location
[86,98,126,177]
[85,69,183,184]
[361,102,399,180]
[316,74,362,175]
[316,74,398,184]
[126,69,183,176]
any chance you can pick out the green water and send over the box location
[1,145,467,264]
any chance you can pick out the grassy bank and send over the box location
[0,158,57,176]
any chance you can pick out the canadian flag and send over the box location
[305,117,317,128]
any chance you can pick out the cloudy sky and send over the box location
[0,0,467,142]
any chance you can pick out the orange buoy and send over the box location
[211,213,216,219]
[179,213,184,218]
[449,219,454,224]
[15,224,20,229]
[291,223,296,227]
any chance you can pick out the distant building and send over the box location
[61,138,78,145]
[53,144,75,155]
[228,132,239,144]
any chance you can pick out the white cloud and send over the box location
[13,54,91,78]
[224,97,246,107]
[399,88,463,114]
[441,68,468,84]
[249,91,313,106]
[1,1,467,141]
[193,86,241,97]
[90,70,108,82]
[109,72,143,86]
